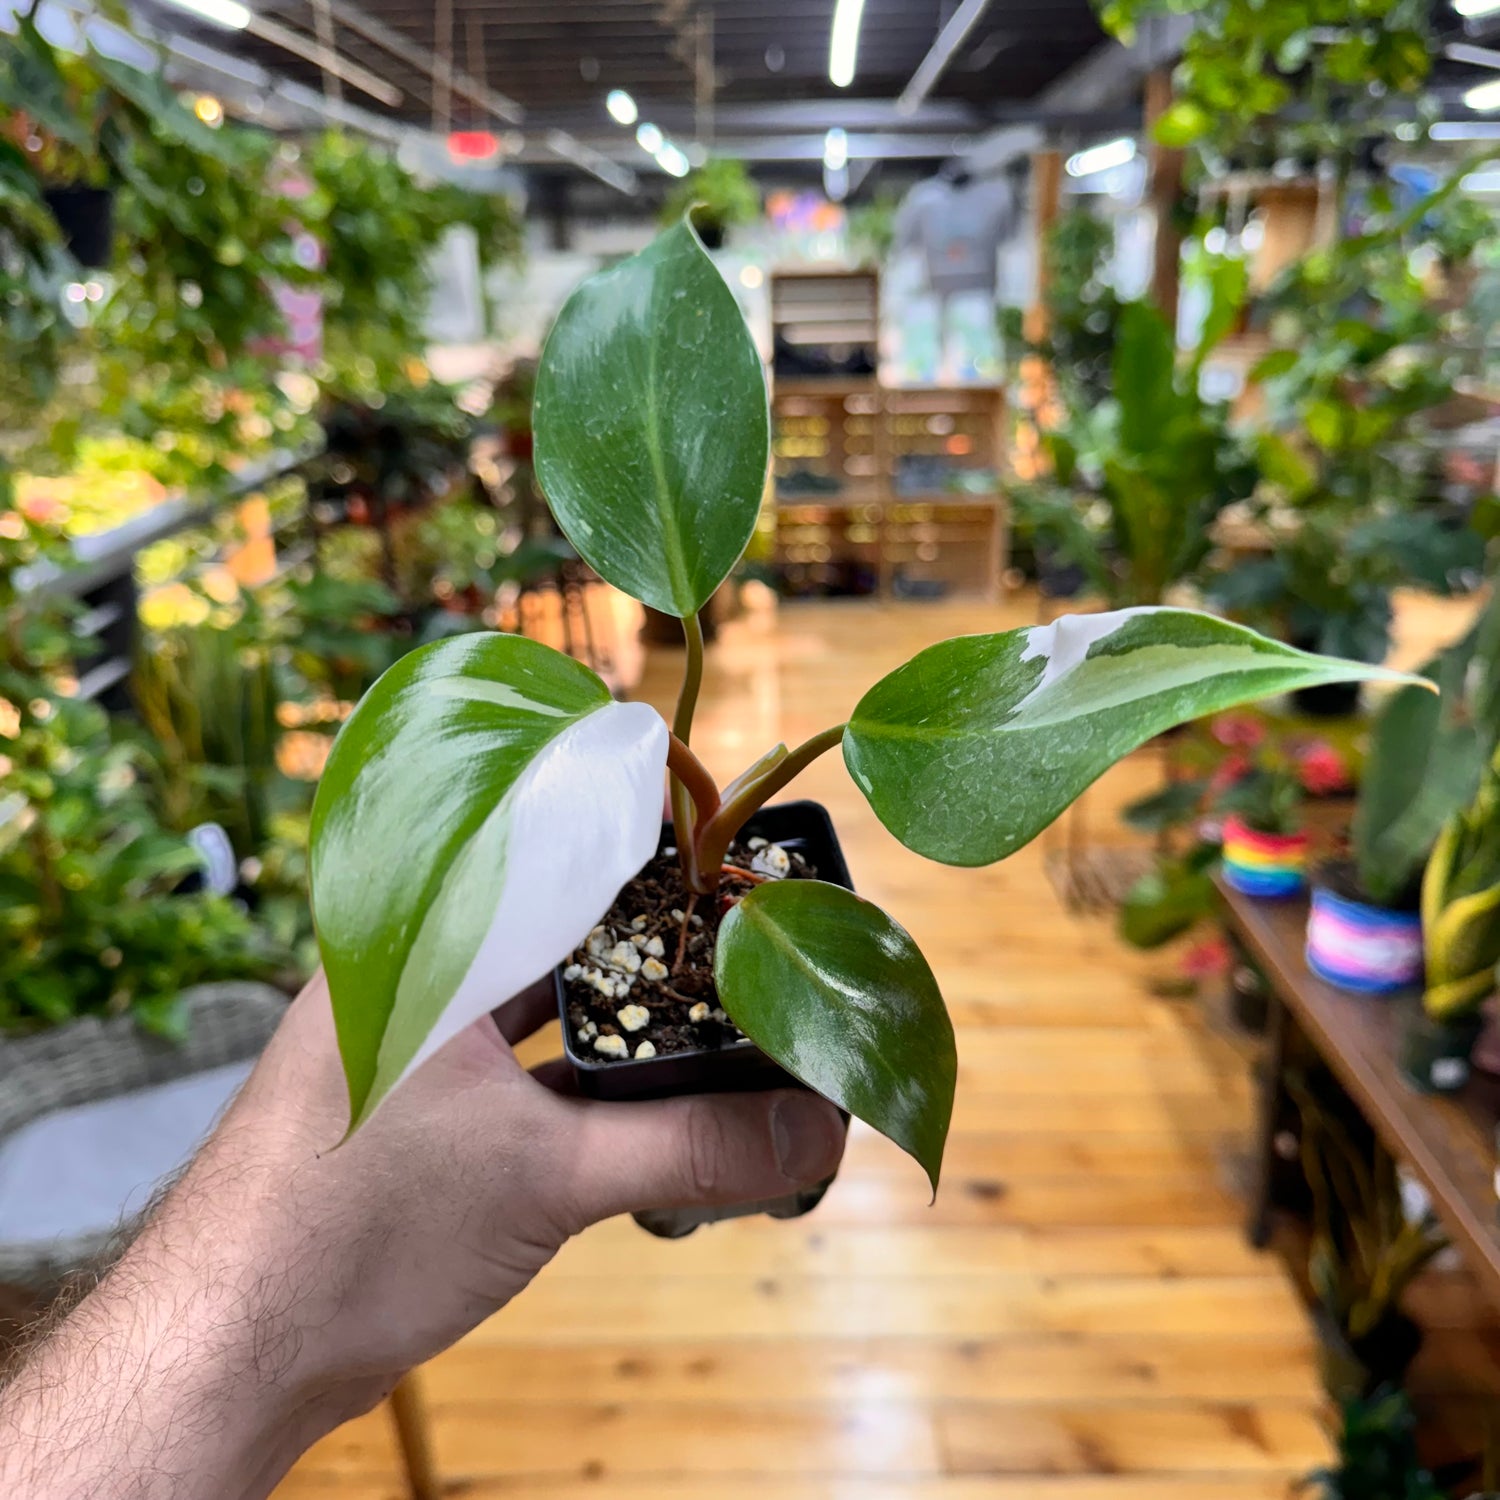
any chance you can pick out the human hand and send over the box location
[0,972,845,1500]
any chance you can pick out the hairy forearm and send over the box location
[0,1151,379,1500]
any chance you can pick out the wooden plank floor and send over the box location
[274,591,1341,1500]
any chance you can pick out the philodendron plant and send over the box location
[309,220,1422,1193]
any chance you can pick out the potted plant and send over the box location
[1286,1068,1447,1402]
[660,158,760,250]
[304,221,1419,1235]
[1011,265,1258,609]
[1308,593,1500,994]
[1404,757,1500,1093]
[1215,725,1311,899]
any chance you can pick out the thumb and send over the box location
[556,1088,847,1228]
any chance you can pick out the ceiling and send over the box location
[142,0,1500,198]
[144,0,1118,190]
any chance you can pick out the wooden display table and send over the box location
[1218,877,1500,1308]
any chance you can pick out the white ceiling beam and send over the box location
[896,0,996,118]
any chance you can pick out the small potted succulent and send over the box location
[1211,717,1315,899]
[307,221,1418,1233]
[1403,756,1500,1092]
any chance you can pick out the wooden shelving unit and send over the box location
[770,377,1007,600]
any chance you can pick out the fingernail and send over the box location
[771,1093,840,1183]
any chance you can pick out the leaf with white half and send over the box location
[532,218,770,618]
[715,880,956,1194]
[844,607,1430,867]
[310,634,667,1131]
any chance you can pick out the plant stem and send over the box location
[668,612,713,891]
[665,731,719,828]
[672,610,704,747]
[694,723,846,876]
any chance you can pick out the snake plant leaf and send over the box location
[845,607,1428,867]
[715,879,955,1194]
[310,633,667,1132]
[533,218,770,618]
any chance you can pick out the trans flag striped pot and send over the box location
[1305,885,1423,994]
[1220,816,1309,899]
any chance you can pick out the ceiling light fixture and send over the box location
[636,121,663,153]
[1466,77,1500,110]
[158,0,251,31]
[1432,119,1500,138]
[657,142,690,177]
[823,126,848,170]
[606,89,638,126]
[1065,136,1136,177]
[829,0,867,88]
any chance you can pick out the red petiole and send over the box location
[664,610,845,895]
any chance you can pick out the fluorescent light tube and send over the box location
[1466,78,1500,110]
[829,0,866,88]
[1066,137,1136,177]
[158,0,251,31]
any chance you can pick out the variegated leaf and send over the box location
[310,633,667,1130]
[844,607,1427,867]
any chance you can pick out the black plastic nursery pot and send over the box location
[1398,1001,1483,1096]
[556,798,851,1238]
[43,185,115,269]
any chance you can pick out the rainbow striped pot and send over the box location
[1305,885,1423,995]
[1221,816,1309,899]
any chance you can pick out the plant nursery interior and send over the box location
[26,0,1500,1494]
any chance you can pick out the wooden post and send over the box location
[1145,69,1184,327]
[389,1372,440,1500]
[1024,148,1063,346]
[1015,149,1062,485]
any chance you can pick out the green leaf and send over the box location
[533,219,770,617]
[1119,849,1218,951]
[310,632,668,1130]
[1354,601,1500,906]
[843,608,1428,867]
[1112,301,1180,456]
[1154,99,1212,148]
[1121,776,1211,833]
[715,880,955,1193]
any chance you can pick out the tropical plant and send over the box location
[846,189,901,268]
[0,688,275,1039]
[306,220,1422,1184]
[1420,748,1500,1024]
[1012,262,1257,608]
[1352,591,1500,909]
[660,157,759,243]
[1304,1389,1444,1500]
[1004,205,1125,410]
[305,131,521,384]
[1097,0,1433,171]
[1288,1067,1448,1400]
[1207,180,1495,665]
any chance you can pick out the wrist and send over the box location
[0,1150,383,1500]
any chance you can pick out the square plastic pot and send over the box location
[556,798,851,1238]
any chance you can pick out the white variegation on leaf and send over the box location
[310,633,667,1132]
[844,607,1428,867]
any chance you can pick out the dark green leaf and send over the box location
[715,879,955,1193]
[533,219,770,617]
